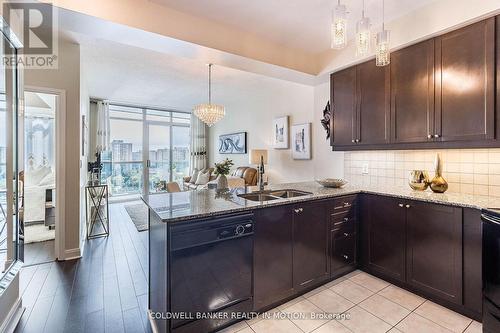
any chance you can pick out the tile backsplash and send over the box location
[344,149,500,197]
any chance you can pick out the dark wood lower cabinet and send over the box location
[406,200,463,305]
[252,194,481,321]
[463,208,483,317]
[293,201,329,290]
[361,194,406,282]
[253,205,294,309]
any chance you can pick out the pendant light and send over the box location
[194,64,225,127]
[331,0,348,49]
[356,0,371,56]
[376,0,390,66]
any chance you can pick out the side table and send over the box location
[85,184,109,239]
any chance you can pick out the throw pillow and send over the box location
[189,169,200,184]
[195,171,210,185]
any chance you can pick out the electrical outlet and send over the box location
[362,163,369,175]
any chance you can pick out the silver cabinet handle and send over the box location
[351,139,355,143]
[406,204,411,208]
[343,217,349,222]
[343,255,349,260]
[398,203,404,208]
[294,208,303,213]
[355,139,360,143]
[343,232,349,237]
[427,134,432,139]
[343,202,351,208]
[434,134,440,138]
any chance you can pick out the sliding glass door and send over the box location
[103,104,190,198]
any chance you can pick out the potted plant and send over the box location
[214,158,234,190]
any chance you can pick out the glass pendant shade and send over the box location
[193,103,225,127]
[331,3,347,49]
[376,29,390,66]
[194,64,225,127]
[356,16,371,56]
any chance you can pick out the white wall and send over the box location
[24,39,81,256]
[208,74,344,184]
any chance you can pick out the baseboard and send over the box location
[148,311,159,333]
[64,247,82,260]
[0,298,24,333]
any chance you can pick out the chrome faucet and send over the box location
[258,156,265,191]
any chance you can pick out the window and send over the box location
[101,104,190,197]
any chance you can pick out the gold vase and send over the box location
[430,153,448,193]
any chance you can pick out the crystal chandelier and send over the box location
[331,0,347,49]
[356,0,371,56]
[194,64,225,127]
[376,0,390,66]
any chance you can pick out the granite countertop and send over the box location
[142,181,500,223]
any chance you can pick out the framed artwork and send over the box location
[291,123,311,160]
[273,116,289,149]
[218,132,247,154]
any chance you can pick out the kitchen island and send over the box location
[144,181,491,333]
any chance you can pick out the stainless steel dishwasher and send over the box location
[170,213,254,333]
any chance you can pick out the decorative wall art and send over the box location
[273,116,289,149]
[320,101,332,140]
[218,132,247,154]
[291,123,311,160]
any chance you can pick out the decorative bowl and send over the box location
[316,178,348,188]
[408,170,430,191]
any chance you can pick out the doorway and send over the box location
[21,88,65,265]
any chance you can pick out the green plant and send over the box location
[214,158,234,176]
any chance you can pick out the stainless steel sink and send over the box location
[237,189,312,202]
[237,193,280,202]
[268,189,312,198]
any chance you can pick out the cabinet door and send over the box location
[391,40,435,143]
[406,201,463,304]
[254,206,294,309]
[293,201,329,290]
[360,195,406,282]
[331,67,356,146]
[357,60,390,145]
[331,231,356,274]
[435,18,495,142]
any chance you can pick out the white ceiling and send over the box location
[151,0,438,54]
[82,38,311,111]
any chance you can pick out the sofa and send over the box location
[183,166,258,190]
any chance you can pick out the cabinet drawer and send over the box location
[331,209,356,223]
[333,195,357,211]
[331,232,356,272]
[331,218,356,234]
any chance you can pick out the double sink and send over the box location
[237,189,312,202]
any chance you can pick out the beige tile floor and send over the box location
[221,270,482,333]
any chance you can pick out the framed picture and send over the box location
[218,132,247,154]
[291,123,311,160]
[273,116,289,149]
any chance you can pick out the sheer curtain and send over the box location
[190,113,207,173]
[96,101,110,153]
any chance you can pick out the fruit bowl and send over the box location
[316,178,348,188]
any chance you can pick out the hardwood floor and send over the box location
[15,201,151,333]
[24,240,56,266]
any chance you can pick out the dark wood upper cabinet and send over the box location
[253,206,294,309]
[361,195,406,283]
[293,201,329,290]
[357,60,390,145]
[332,67,356,146]
[391,39,435,143]
[435,18,495,142]
[406,201,463,305]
